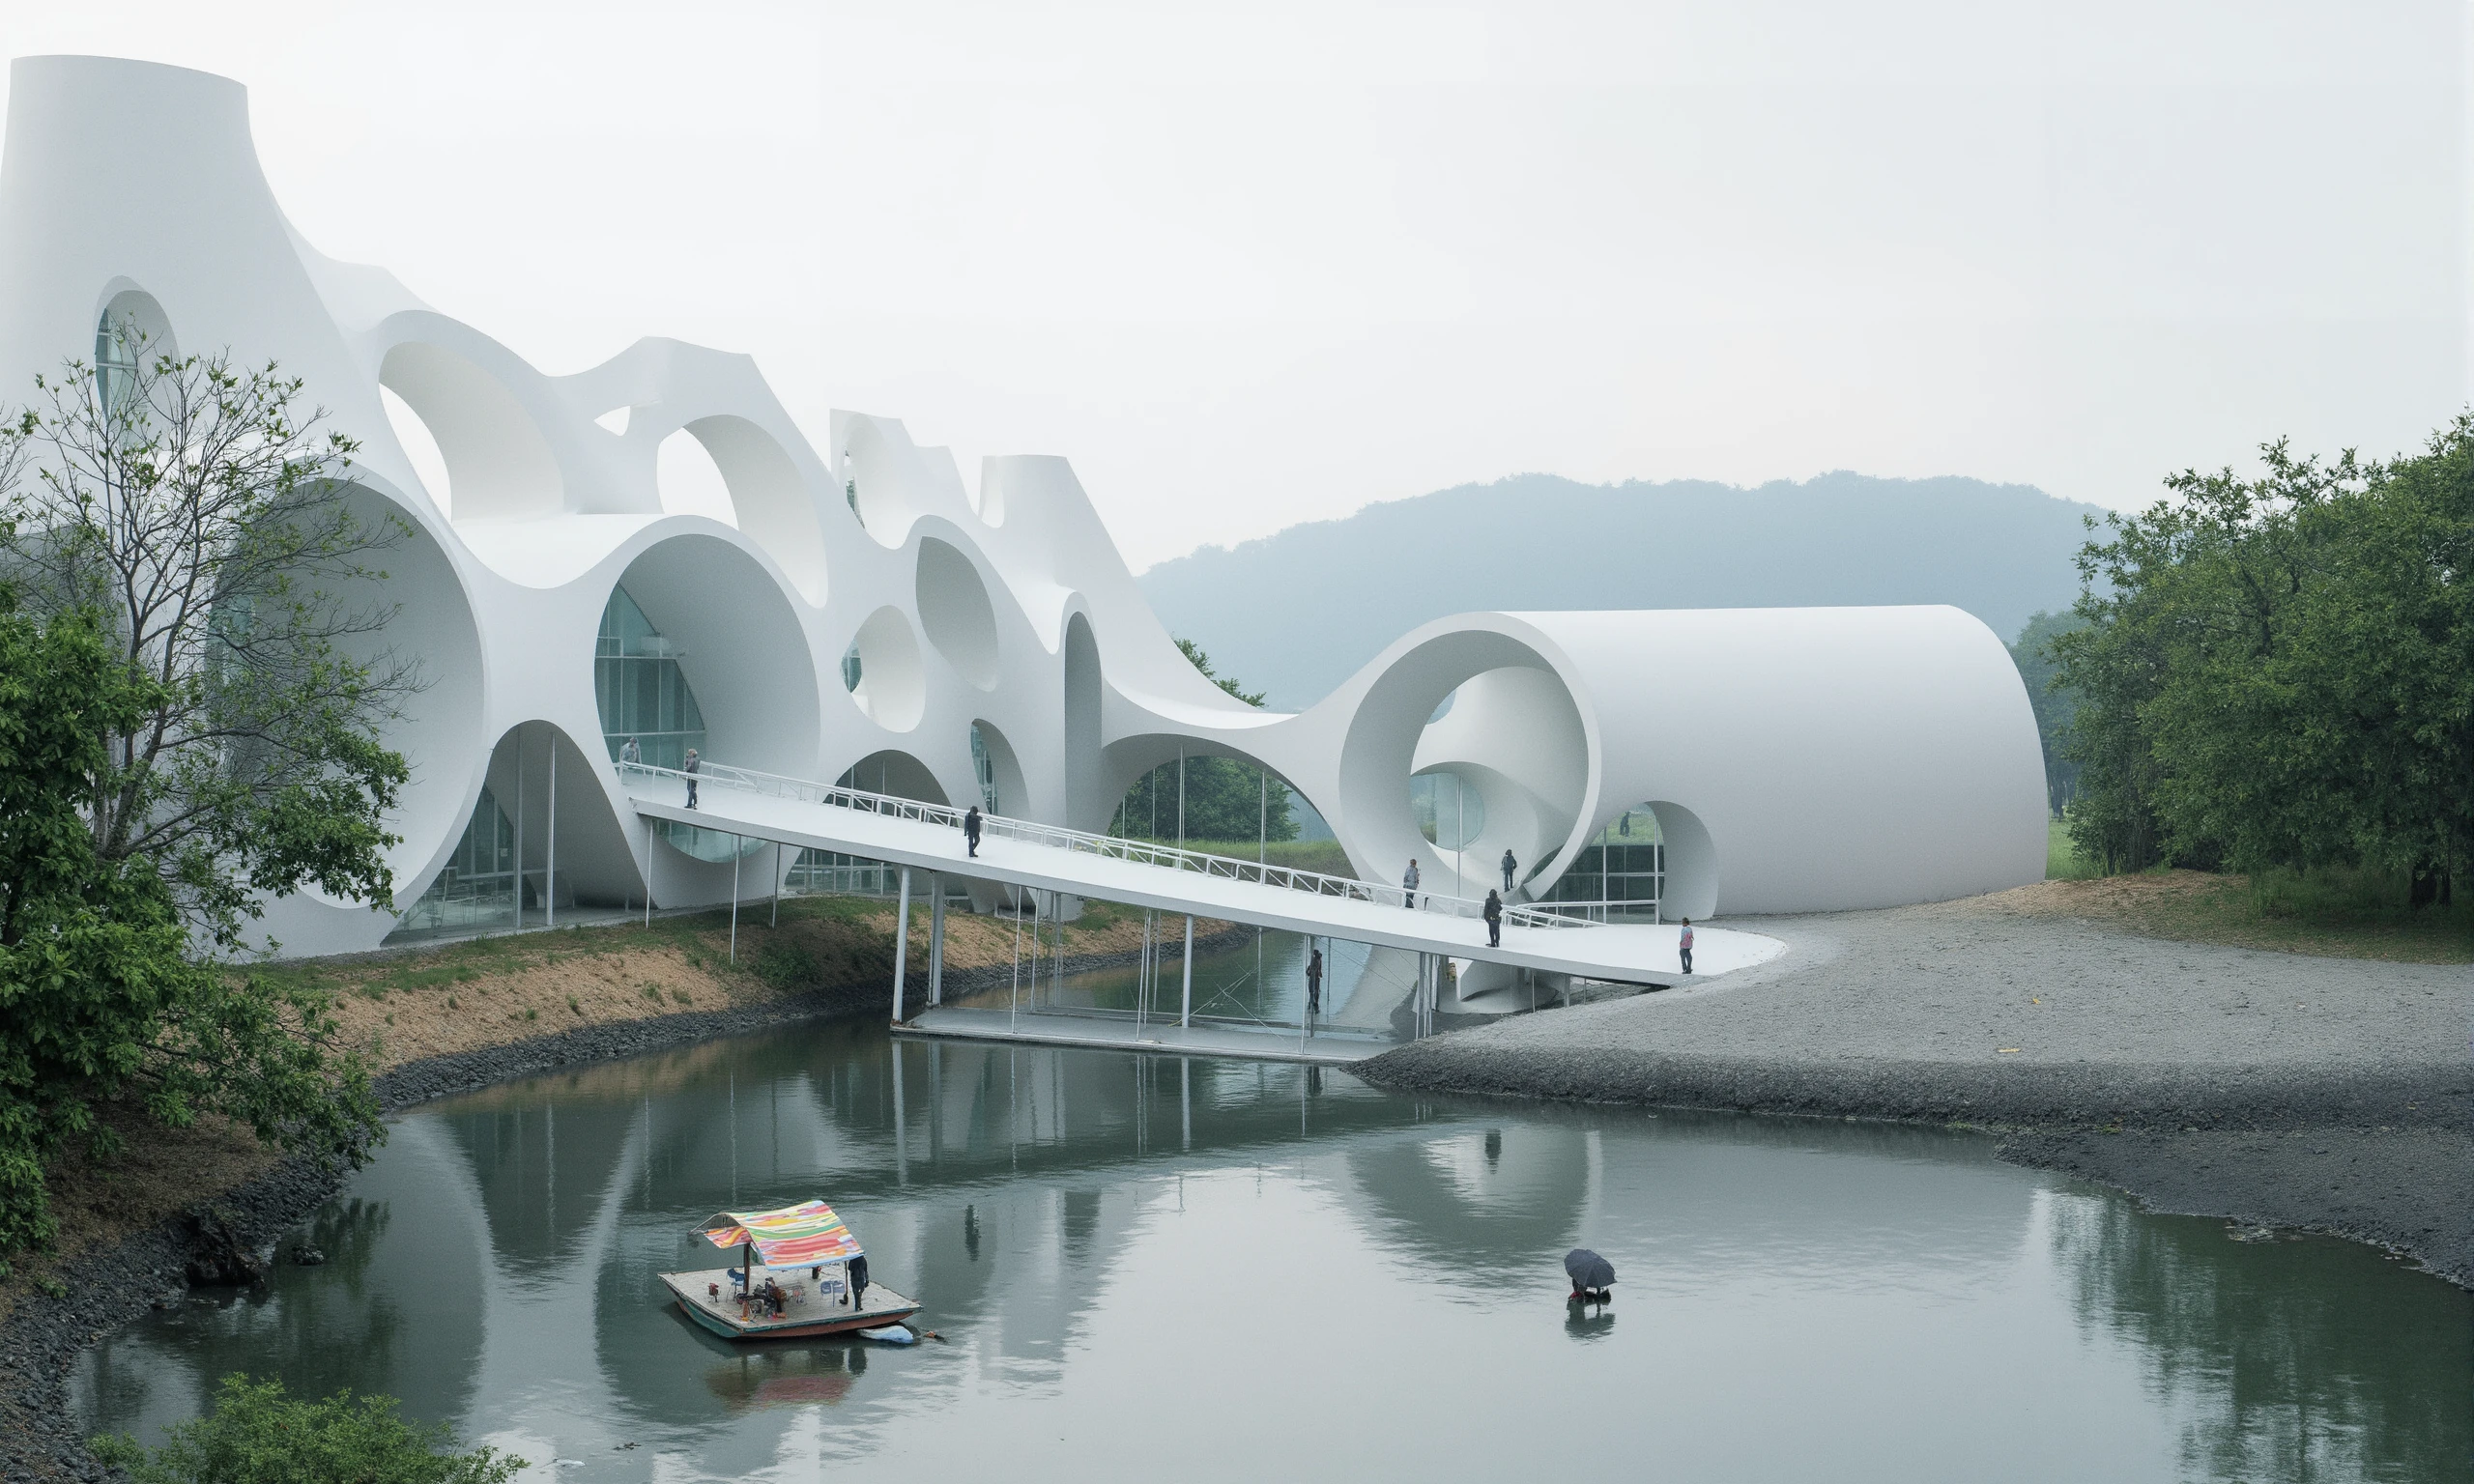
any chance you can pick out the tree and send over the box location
[0,326,413,952]
[2052,420,2472,899]
[2008,610,2086,818]
[0,328,402,1255]
[90,1374,525,1484]
[1115,641,1301,843]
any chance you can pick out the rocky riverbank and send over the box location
[1362,890,2474,1288]
[0,899,1242,1482]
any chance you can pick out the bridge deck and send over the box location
[628,781,1781,985]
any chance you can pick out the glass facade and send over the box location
[595,585,705,769]
[970,724,999,813]
[1537,805,1665,921]
[388,785,518,939]
[1410,770,1484,851]
[94,310,139,414]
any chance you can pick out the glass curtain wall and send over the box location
[387,785,518,940]
[1536,805,1665,921]
[596,586,705,769]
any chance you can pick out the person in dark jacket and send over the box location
[848,1253,870,1310]
[963,804,982,857]
[1402,859,1420,909]
[1500,848,1517,895]
[1483,889,1503,948]
[682,747,701,810]
[1305,946,1323,1031]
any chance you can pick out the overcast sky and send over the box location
[6,1,2467,568]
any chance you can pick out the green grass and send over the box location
[2045,817,2105,881]
[1121,836,1355,878]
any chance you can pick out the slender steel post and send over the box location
[513,727,525,929]
[928,875,944,1008]
[1176,746,1185,847]
[772,841,781,927]
[545,735,557,928]
[1180,914,1194,1029]
[730,836,741,961]
[643,815,653,927]
[892,867,911,1022]
[1258,770,1266,865]
[1009,892,1023,1033]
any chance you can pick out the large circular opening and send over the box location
[684,415,828,603]
[845,606,925,731]
[326,486,485,905]
[1338,633,1590,900]
[916,537,999,689]
[378,341,563,522]
[605,534,820,778]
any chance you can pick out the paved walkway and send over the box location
[632,780,1784,986]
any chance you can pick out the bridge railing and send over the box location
[618,758,1591,932]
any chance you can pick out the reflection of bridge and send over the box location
[621,761,1784,1059]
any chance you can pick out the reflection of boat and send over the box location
[704,1347,863,1410]
[659,1199,921,1341]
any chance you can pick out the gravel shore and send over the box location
[1362,895,2473,1286]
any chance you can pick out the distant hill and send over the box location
[1137,471,2105,708]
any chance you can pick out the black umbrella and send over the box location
[1564,1248,1615,1291]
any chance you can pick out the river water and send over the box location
[74,1020,2471,1483]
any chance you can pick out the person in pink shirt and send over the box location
[1678,918,1694,975]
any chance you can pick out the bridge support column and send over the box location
[928,875,944,1007]
[1180,915,1194,1029]
[729,834,741,961]
[893,867,912,1023]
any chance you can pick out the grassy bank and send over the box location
[2030,822,2471,962]
[0,892,1219,1326]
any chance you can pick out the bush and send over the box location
[755,942,820,990]
[89,1374,523,1484]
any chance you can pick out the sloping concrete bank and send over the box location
[0,924,1251,1483]
[1363,896,2474,1289]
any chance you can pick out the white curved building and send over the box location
[0,55,2049,959]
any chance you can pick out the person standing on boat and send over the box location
[1483,889,1503,948]
[964,804,983,858]
[683,748,702,810]
[1306,946,1323,1031]
[1678,918,1694,975]
[849,1253,871,1310]
[1402,859,1420,909]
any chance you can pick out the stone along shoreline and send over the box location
[1361,891,2473,1288]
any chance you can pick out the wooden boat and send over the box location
[659,1199,921,1342]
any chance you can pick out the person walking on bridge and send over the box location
[1678,917,1694,976]
[964,804,983,858]
[1483,889,1503,947]
[1306,946,1323,1033]
[1500,847,1517,895]
[1402,859,1420,909]
[682,748,701,810]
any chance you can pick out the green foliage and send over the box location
[0,601,378,1252]
[754,941,820,990]
[1116,641,1301,842]
[2054,417,2473,899]
[0,328,413,951]
[2009,611,2086,817]
[89,1373,524,1484]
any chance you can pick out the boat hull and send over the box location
[660,1268,919,1342]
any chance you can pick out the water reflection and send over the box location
[72,1020,2471,1484]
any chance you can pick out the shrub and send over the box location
[89,1374,523,1484]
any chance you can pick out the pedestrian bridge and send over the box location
[620,760,1782,1059]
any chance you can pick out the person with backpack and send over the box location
[1483,889,1503,947]
[963,804,983,857]
[1500,847,1517,895]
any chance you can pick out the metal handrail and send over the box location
[1525,899,1665,924]
[618,758,1591,932]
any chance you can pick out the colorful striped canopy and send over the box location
[697,1199,863,1267]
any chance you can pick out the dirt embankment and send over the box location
[1,894,1227,1328]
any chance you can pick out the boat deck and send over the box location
[660,1266,919,1340]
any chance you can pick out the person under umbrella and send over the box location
[1565,1247,1616,1300]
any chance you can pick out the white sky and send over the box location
[5,0,2466,568]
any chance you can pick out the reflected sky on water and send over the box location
[75,1020,2472,1483]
